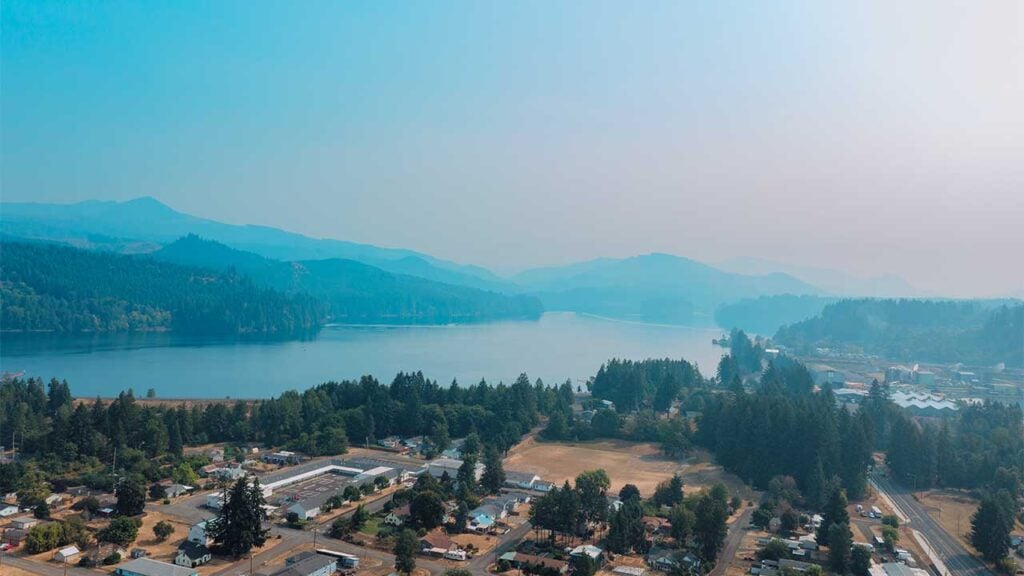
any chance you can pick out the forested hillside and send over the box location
[775,299,1024,367]
[0,242,323,335]
[154,235,544,324]
[714,294,837,335]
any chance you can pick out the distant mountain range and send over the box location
[3,196,835,326]
[153,235,543,324]
[717,256,920,298]
[510,253,820,324]
[0,196,511,293]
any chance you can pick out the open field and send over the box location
[504,437,755,499]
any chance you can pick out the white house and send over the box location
[54,545,80,562]
[188,520,212,546]
[175,541,212,568]
[0,505,19,517]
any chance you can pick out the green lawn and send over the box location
[360,515,384,536]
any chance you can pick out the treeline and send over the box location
[0,372,558,497]
[699,350,1023,504]
[590,358,706,412]
[695,369,873,507]
[0,241,324,335]
[883,397,1024,491]
[775,298,1024,368]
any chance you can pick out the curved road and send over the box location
[871,472,992,576]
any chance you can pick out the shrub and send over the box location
[103,552,122,565]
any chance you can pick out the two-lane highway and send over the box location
[871,472,992,576]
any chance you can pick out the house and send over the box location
[533,480,556,493]
[115,558,199,576]
[468,509,496,532]
[45,493,64,507]
[427,458,483,480]
[378,436,402,449]
[482,494,520,515]
[66,486,91,497]
[188,520,212,546]
[607,495,623,513]
[570,544,604,566]
[0,504,18,517]
[54,545,80,562]
[384,504,410,527]
[208,466,247,481]
[208,448,225,462]
[2,528,27,546]
[613,567,646,576]
[642,516,670,534]
[262,451,301,466]
[263,551,338,576]
[175,541,212,568]
[419,528,455,555]
[10,517,39,530]
[499,552,569,574]
[505,471,541,490]
[199,464,220,477]
[165,484,193,499]
[648,547,681,571]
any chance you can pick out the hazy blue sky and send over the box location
[3,1,1022,296]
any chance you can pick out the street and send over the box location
[871,472,993,576]
[709,507,753,576]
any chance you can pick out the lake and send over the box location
[0,312,726,398]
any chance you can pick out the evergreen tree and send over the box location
[827,523,852,573]
[694,493,728,561]
[208,477,270,557]
[480,445,505,494]
[115,477,146,517]
[606,495,645,554]
[816,486,849,546]
[971,495,1013,562]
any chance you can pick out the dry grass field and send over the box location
[503,437,755,500]
[915,490,978,550]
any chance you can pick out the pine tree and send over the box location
[827,523,852,573]
[480,445,505,494]
[816,486,849,546]
[208,477,269,557]
[971,495,1013,562]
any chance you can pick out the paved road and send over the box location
[1,553,105,576]
[871,472,992,576]
[710,507,753,576]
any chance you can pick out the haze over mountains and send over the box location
[1,197,923,327]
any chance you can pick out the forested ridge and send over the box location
[775,298,1024,367]
[0,238,543,335]
[155,234,544,324]
[1,241,323,335]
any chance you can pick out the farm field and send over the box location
[503,436,755,500]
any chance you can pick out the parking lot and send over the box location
[268,472,354,510]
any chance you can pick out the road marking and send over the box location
[871,478,910,524]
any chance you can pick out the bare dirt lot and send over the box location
[504,437,755,499]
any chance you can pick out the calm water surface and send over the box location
[0,312,725,398]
